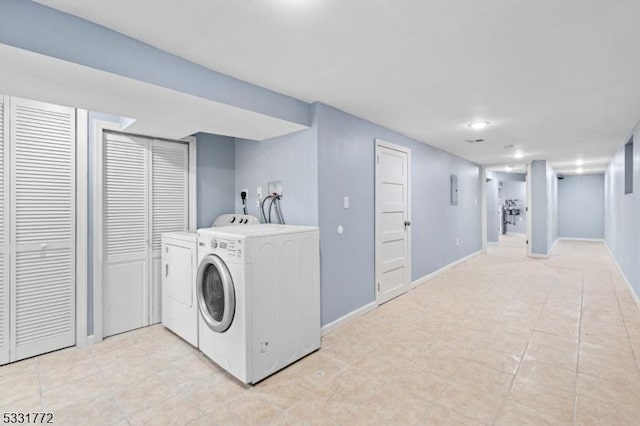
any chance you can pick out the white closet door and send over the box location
[0,96,9,365]
[103,132,150,337]
[10,98,76,360]
[149,140,188,324]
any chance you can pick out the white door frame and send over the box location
[481,166,488,253]
[0,96,9,364]
[374,138,411,305]
[92,123,196,344]
[525,162,533,257]
[75,109,89,347]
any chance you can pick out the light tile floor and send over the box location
[2,236,640,425]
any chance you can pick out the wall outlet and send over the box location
[256,186,262,209]
[456,238,460,246]
[268,181,282,196]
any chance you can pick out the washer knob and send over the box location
[211,239,218,248]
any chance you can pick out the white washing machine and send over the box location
[196,224,320,384]
[161,214,259,346]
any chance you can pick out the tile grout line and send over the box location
[572,266,585,426]
[611,262,640,367]
[489,267,559,426]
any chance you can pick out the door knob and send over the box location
[404,220,411,229]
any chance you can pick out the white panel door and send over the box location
[0,96,8,365]
[149,140,188,324]
[103,132,149,337]
[10,97,76,360]
[375,142,411,305]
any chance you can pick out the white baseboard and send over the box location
[321,302,376,336]
[87,335,96,346]
[321,249,483,336]
[487,241,499,246]
[529,238,559,259]
[411,250,483,289]
[605,242,640,308]
[558,237,604,242]
[528,253,548,259]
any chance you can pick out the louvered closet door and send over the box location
[150,140,188,324]
[103,132,149,337]
[0,97,9,365]
[10,98,76,361]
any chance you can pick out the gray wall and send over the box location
[0,0,310,127]
[196,133,236,228]
[531,160,559,256]
[486,172,499,243]
[605,128,640,298]
[558,174,604,239]
[316,103,482,325]
[548,165,559,249]
[234,107,319,227]
[531,160,550,255]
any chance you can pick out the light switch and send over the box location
[343,196,350,209]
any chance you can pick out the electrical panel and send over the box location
[450,174,458,206]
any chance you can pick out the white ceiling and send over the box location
[38,0,640,174]
[0,44,307,141]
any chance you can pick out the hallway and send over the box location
[1,238,639,425]
[320,237,640,424]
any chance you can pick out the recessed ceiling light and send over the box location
[468,121,489,130]
[576,159,584,166]
[514,151,524,159]
[576,167,584,174]
[506,165,513,172]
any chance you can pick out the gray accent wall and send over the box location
[605,127,640,298]
[531,160,558,256]
[0,0,310,127]
[316,103,482,325]
[234,105,319,226]
[196,133,236,228]
[486,171,499,243]
[558,174,604,239]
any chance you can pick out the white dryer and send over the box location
[161,214,259,347]
[196,224,320,384]
[161,232,198,346]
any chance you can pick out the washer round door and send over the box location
[196,254,235,333]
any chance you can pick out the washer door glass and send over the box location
[197,254,235,333]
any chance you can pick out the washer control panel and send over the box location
[215,238,243,258]
[198,232,244,259]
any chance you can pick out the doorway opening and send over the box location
[485,165,530,253]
